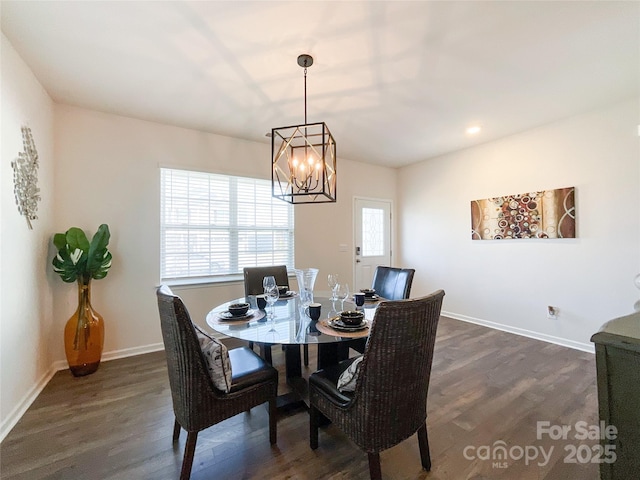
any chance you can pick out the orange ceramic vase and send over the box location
[64,278,104,376]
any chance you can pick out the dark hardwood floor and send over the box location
[0,317,599,479]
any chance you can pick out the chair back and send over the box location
[372,266,415,300]
[352,290,444,452]
[243,265,289,296]
[156,285,220,431]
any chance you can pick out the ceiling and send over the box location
[2,1,638,168]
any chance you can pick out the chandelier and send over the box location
[271,54,336,204]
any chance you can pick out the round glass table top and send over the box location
[206,293,378,345]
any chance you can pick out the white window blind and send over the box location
[161,168,294,282]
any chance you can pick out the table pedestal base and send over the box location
[278,343,350,411]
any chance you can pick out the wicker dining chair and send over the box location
[156,285,278,480]
[309,290,445,480]
[243,265,309,367]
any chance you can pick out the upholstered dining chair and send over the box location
[156,285,278,480]
[351,266,416,354]
[243,265,309,367]
[309,290,445,480]
[372,266,415,301]
[243,265,290,296]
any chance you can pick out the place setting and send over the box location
[277,285,297,299]
[317,310,370,338]
[360,288,381,302]
[211,302,265,324]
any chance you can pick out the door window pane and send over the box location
[362,207,384,256]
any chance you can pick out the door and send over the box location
[354,198,392,291]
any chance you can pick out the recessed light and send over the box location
[466,125,481,135]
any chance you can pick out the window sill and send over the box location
[160,275,244,290]
[159,272,296,290]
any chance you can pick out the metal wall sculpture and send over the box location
[471,187,575,240]
[11,126,41,229]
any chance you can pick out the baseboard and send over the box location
[1,342,165,443]
[0,364,57,443]
[442,311,595,354]
[94,342,166,363]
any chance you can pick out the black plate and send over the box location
[218,309,255,320]
[329,318,368,331]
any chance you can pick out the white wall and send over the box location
[399,99,640,351]
[53,105,397,360]
[293,157,398,289]
[1,34,56,439]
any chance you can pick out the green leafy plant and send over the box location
[52,224,112,283]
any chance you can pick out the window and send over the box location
[361,207,384,256]
[160,168,294,282]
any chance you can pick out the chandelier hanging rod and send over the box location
[298,54,313,124]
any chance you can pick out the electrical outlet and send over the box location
[547,306,558,319]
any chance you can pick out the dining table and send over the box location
[206,291,381,409]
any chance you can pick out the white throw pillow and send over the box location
[194,325,232,393]
[337,356,364,392]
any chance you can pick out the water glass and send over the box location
[264,285,279,321]
[337,283,350,310]
[328,274,339,300]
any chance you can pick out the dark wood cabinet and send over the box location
[591,311,640,480]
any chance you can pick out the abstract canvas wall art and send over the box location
[471,187,575,240]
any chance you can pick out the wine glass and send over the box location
[337,283,350,311]
[328,274,339,301]
[264,284,280,324]
[263,275,276,292]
